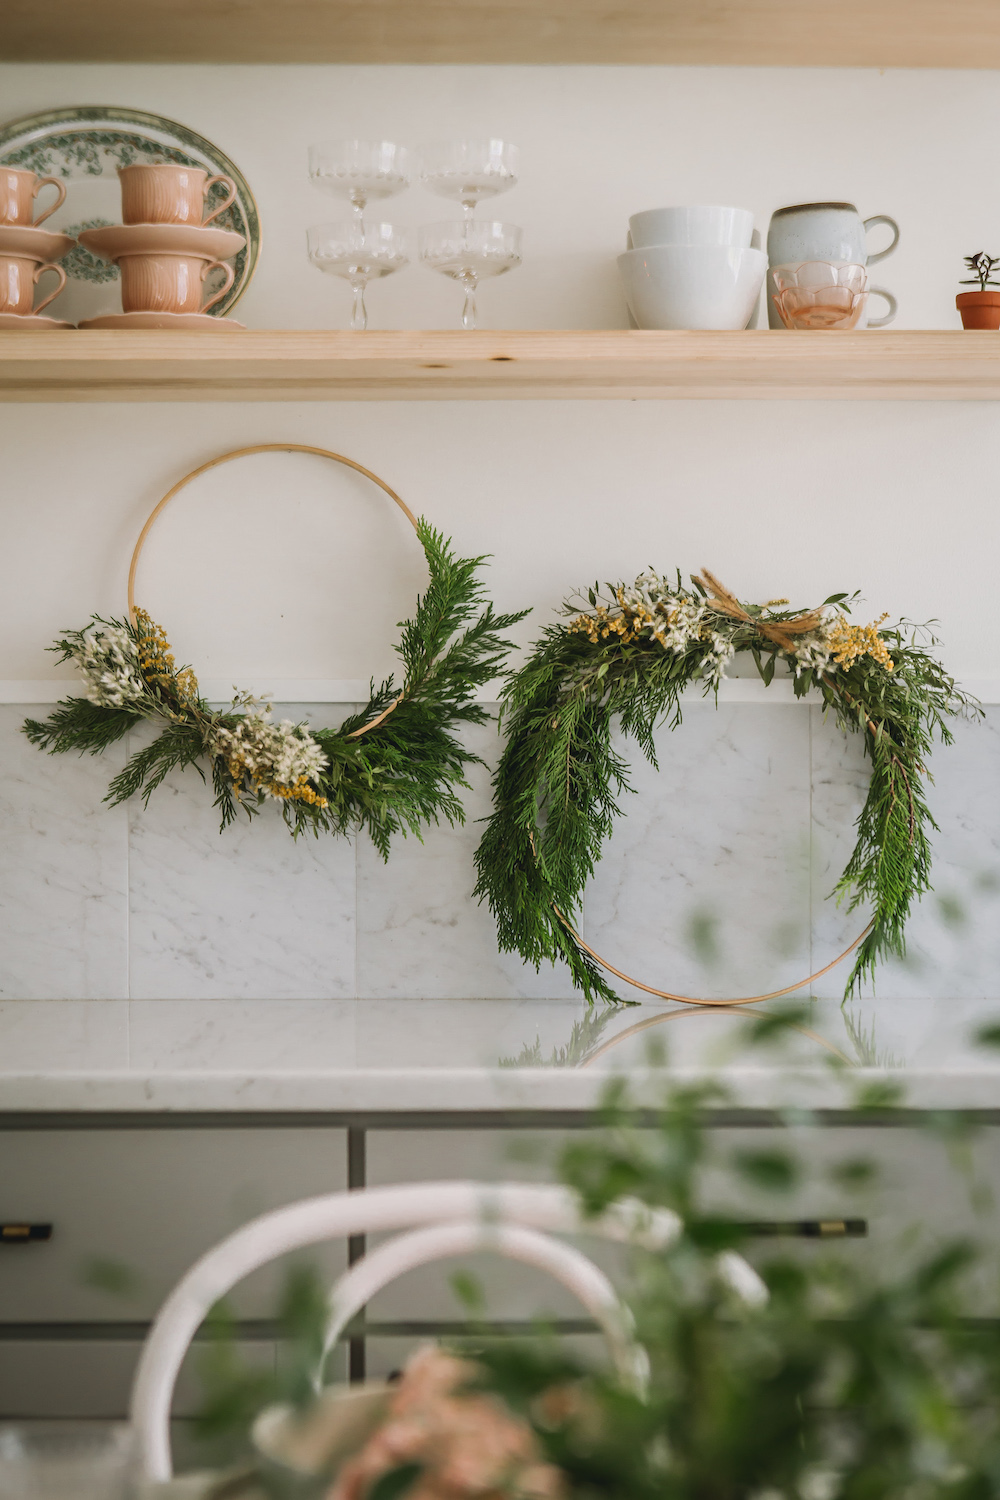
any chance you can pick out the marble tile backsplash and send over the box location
[2,700,999,1002]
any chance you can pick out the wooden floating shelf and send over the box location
[5,0,1000,67]
[0,330,997,403]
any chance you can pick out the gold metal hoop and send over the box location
[578,1004,854,1066]
[554,904,874,1008]
[127,443,421,741]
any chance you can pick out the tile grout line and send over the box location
[125,724,132,1064]
[353,827,359,1002]
[808,705,814,988]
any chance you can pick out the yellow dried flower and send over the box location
[827,613,894,672]
[174,668,200,702]
[134,607,178,682]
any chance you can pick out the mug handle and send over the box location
[32,262,67,314]
[866,286,897,328]
[32,175,67,226]
[200,258,235,313]
[202,174,238,227]
[863,214,899,265]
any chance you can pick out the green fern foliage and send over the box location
[474,570,975,1005]
[24,521,525,857]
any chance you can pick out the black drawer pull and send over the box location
[0,1224,52,1243]
[746,1219,867,1239]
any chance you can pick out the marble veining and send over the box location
[356,717,581,1000]
[1,700,998,1005]
[583,704,812,1001]
[126,711,357,1001]
[0,999,128,1069]
[0,705,128,1000]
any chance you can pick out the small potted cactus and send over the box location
[957,251,1000,328]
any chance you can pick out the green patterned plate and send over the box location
[0,105,260,323]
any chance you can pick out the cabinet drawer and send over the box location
[0,1129,348,1322]
[0,1338,274,1419]
[367,1125,1000,1319]
[367,1129,630,1323]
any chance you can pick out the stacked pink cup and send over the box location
[76,163,246,329]
[0,167,74,330]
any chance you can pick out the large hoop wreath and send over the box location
[25,444,525,856]
[474,567,975,1006]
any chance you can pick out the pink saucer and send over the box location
[78,223,245,262]
[77,311,246,330]
[0,312,75,330]
[0,223,77,262]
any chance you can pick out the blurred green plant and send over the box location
[192,1016,1000,1500]
[471,1068,1000,1500]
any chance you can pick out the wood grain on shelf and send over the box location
[4,0,1000,66]
[0,330,997,403]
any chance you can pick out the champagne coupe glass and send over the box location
[419,220,522,330]
[308,141,411,228]
[418,140,518,223]
[307,221,408,330]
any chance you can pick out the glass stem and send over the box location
[350,280,368,331]
[460,274,478,331]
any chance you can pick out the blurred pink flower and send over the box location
[328,1347,563,1500]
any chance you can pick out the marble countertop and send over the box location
[1,995,999,1118]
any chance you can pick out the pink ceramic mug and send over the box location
[0,255,68,315]
[118,252,236,314]
[0,167,67,227]
[118,164,238,226]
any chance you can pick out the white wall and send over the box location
[1,64,998,1005]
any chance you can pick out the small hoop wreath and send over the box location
[125,444,417,743]
[474,565,975,1006]
[26,444,525,856]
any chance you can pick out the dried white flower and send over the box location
[209,708,328,797]
[67,624,148,709]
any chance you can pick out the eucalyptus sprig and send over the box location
[25,522,526,857]
[474,567,976,1005]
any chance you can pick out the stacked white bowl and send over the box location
[617,206,766,331]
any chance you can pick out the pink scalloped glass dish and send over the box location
[771,260,868,294]
[771,259,869,328]
[773,285,867,329]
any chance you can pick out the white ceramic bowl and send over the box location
[628,205,754,250]
[617,244,766,330]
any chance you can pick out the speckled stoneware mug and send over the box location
[766,202,900,328]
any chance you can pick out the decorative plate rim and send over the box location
[0,104,261,316]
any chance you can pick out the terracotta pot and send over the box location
[956,290,1000,329]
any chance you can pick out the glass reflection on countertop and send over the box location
[497,994,1000,1077]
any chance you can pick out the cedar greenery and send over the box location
[24,522,525,858]
[474,567,975,1005]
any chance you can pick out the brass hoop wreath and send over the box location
[554,902,874,1010]
[25,444,525,854]
[125,442,419,741]
[475,564,974,1007]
